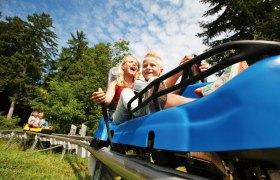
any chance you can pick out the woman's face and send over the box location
[122,57,139,77]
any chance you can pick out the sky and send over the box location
[0,0,213,74]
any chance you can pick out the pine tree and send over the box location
[32,32,130,133]
[198,0,280,48]
[0,13,57,119]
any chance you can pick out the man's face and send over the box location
[142,59,163,80]
[33,112,38,117]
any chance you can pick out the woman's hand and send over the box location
[92,88,106,104]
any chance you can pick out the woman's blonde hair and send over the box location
[116,55,140,86]
[143,51,163,68]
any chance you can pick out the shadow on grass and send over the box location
[64,152,91,180]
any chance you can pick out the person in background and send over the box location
[38,112,49,128]
[28,111,39,127]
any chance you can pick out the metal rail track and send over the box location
[0,130,209,179]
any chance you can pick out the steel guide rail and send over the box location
[0,130,208,180]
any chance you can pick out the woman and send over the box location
[92,55,141,109]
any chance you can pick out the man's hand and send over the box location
[179,55,194,65]
[199,62,209,72]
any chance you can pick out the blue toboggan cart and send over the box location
[92,40,280,179]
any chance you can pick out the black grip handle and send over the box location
[101,102,113,146]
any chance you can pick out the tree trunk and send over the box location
[7,101,16,119]
[7,93,17,119]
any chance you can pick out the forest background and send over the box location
[0,0,279,135]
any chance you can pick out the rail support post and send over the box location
[30,135,39,151]
[93,160,103,180]
[18,137,24,150]
[5,132,15,149]
[88,154,97,178]
[61,143,67,160]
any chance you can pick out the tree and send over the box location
[198,0,280,65]
[67,31,88,60]
[30,81,84,133]
[110,40,130,65]
[27,13,58,73]
[54,31,88,82]
[0,13,57,119]
[33,34,131,134]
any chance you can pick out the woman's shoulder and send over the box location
[110,80,118,85]
[113,80,126,88]
[107,80,121,93]
[108,80,118,89]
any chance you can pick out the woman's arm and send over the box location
[92,80,117,106]
[104,81,117,105]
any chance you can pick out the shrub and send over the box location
[0,112,21,130]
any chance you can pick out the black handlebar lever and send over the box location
[101,102,113,147]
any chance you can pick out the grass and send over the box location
[0,138,91,179]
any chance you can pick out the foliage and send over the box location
[55,31,89,81]
[198,0,280,65]
[0,139,90,179]
[110,40,130,65]
[30,81,85,133]
[0,112,21,130]
[30,31,131,134]
[0,12,130,134]
[0,12,57,118]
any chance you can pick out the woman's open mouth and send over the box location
[130,66,137,72]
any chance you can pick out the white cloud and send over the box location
[0,0,212,75]
[116,0,210,73]
[147,19,162,35]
